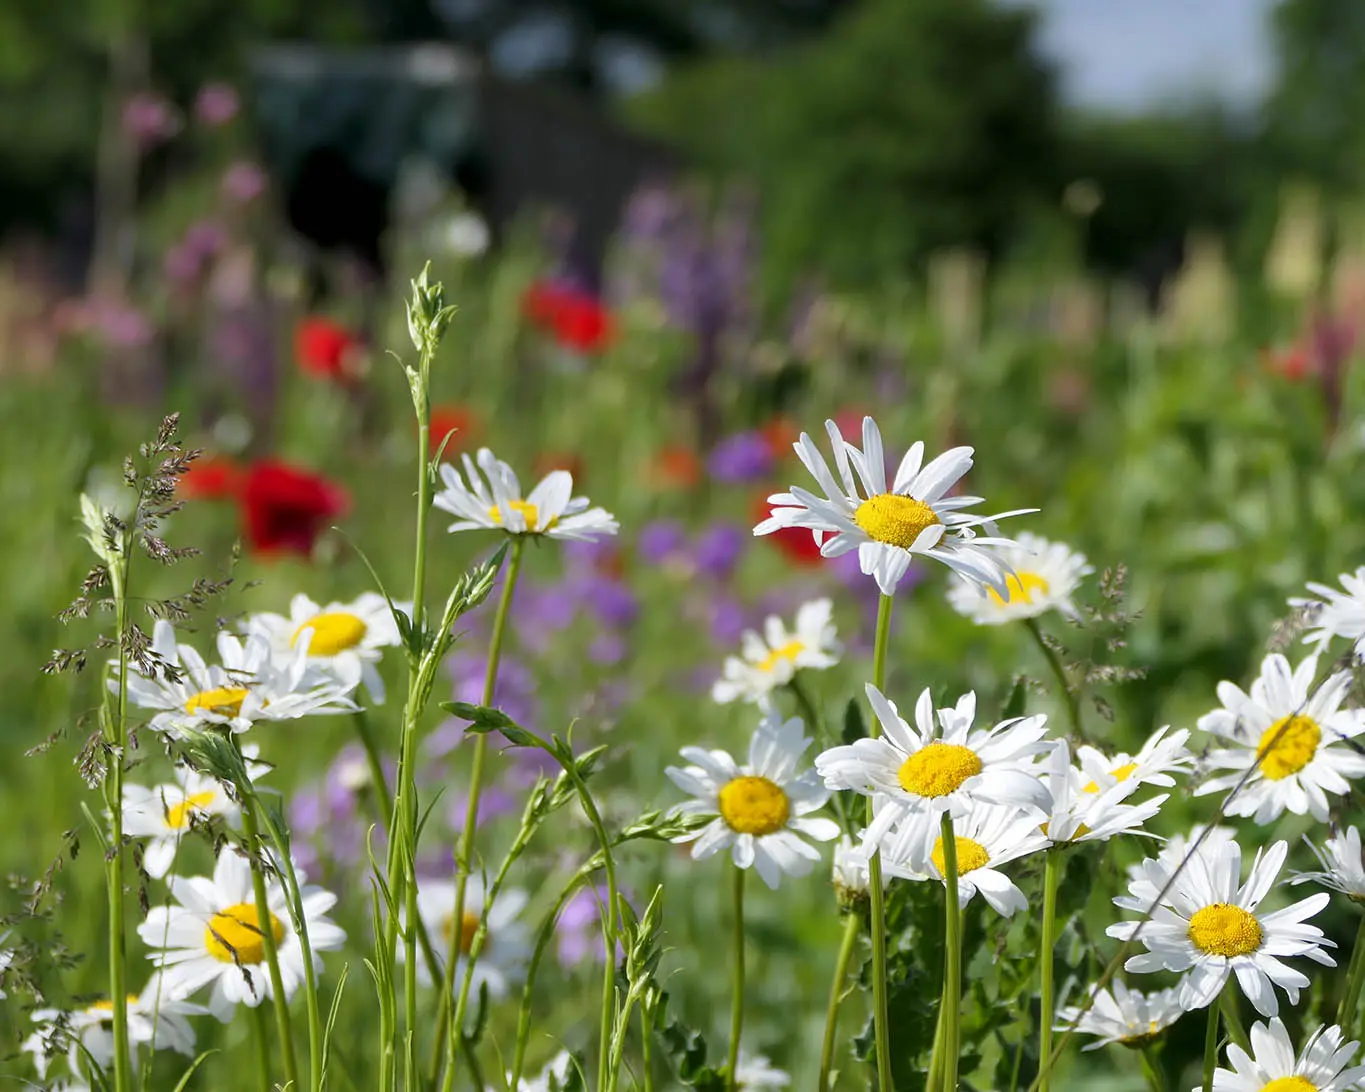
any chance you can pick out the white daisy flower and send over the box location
[945,532,1091,625]
[1289,566,1365,659]
[138,847,345,1020]
[433,448,618,542]
[119,620,359,740]
[1107,839,1334,1017]
[245,592,403,704]
[1054,980,1185,1049]
[1195,652,1365,823]
[1209,1017,1365,1092]
[815,685,1051,861]
[412,877,530,1001]
[832,835,874,906]
[734,1052,791,1088]
[122,748,269,879]
[1041,739,1168,847]
[754,416,1036,596]
[712,598,842,706]
[1075,726,1194,795]
[0,934,13,999]
[23,975,202,1078]
[880,803,1047,917]
[666,710,841,890]
[1291,826,1365,903]
[1125,825,1239,890]
[510,1050,576,1091]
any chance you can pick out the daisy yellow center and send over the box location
[853,493,940,549]
[1187,903,1262,957]
[1256,715,1321,781]
[717,776,790,836]
[757,639,805,672]
[184,686,249,717]
[166,790,218,830]
[897,743,982,798]
[488,499,555,531]
[441,910,481,956]
[931,835,991,876]
[1261,1079,1317,1092]
[204,902,285,964]
[88,995,139,1019]
[1083,761,1139,794]
[1040,820,1090,840]
[987,571,1051,607]
[291,611,367,655]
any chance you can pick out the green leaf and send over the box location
[170,1049,221,1092]
[1001,674,1029,720]
[439,702,541,748]
[842,698,868,745]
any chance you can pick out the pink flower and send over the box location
[194,82,239,127]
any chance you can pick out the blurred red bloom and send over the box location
[295,316,363,381]
[428,404,479,459]
[650,445,702,491]
[832,408,871,438]
[758,415,800,458]
[177,456,241,500]
[239,460,349,557]
[534,450,585,484]
[751,491,824,567]
[522,281,615,354]
[1263,344,1314,382]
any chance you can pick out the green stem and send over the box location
[1201,998,1221,1092]
[928,984,947,1092]
[352,707,393,824]
[106,549,134,1092]
[252,999,273,1092]
[939,812,962,1092]
[788,675,851,836]
[1038,848,1061,1092]
[727,865,746,1091]
[866,593,895,1091]
[817,911,862,1090]
[1139,1046,1167,1092]
[1338,913,1365,1037]
[1023,618,1082,739]
[1219,991,1249,1055]
[439,536,525,1084]
[240,795,300,1092]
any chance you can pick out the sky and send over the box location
[1004,0,1279,112]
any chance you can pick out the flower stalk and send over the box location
[1037,847,1062,1092]
[817,910,862,1089]
[866,592,896,1089]
[726,864,746,1092]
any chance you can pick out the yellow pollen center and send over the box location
[1262,1079,1317,1092]
[853,493,941,549]
[717,776,790,836]
[291,611,368,655]
[757,639,805,673]
[1187,903,1263,958]
[488,499,555,531]
[166,790,218,830]
[204,902,286,964]
[1256,715,1321,780]
[88,995,139,1020]
[986,570,1051,607]
[897,743,983,798]
[931,835,991,876]
[184,686,249,717]
[441,910,481,955]
[1083,761,1139,794]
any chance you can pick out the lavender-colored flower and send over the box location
[708,431,773,483]
[194,82,239,127]
[637,520,687,565]
[557,884,628,967]
[428,652,540,758]
[706,595,750,646]
[574,577,637,629]
[691,522,745,581]
[92,301,155,349]
[221,160,266,204]
[123,92,180,149]
[446,783,520,833]
[588,632,626,665]
[510,583,578,653]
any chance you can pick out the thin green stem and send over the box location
[727,865,746,1092]
[788,676,850,836]
[1338,913,1365,1037]
[240,795,300,1092]
[866,593,895,1091]
[928,985,947,1092]
[939,813,962,1092]
[438,537,525,1084]
[1201,998,1221,1092]
[252,998,273,1092]
[1023,618,1082,739]
[352,707,393,824]
[106,550,134,1092]
[1139,1046,1168,1092]
[1038,848,1062,1092]
[817,911,862,1090]
[1219,991,1249,1055]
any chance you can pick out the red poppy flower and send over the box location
[521,280,615,354]
[239,460,349,557]
[649,445,702,491]
[1263,344,1314,381]
[758,415,800,459]
[177,455,242,500]
[832,408,871,438]
[428,404,479,459]
[295,316,363,382]
[750,491,825,567]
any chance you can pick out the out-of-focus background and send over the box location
[4,2,1365,1088]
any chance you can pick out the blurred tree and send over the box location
[627,0,1061,290]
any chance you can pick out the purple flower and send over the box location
[122,93,180,149]
[428,652,540,758]
[706,595,749,646]
[221,160,266,204]
[194,82,239,127]
[557,884,627,966]
[588,632,626,665]
[511,583,577,652]
[708,431,773,483]
[575,576,637,629]
[637,520,686,564]
[691,522,745,581]
[91,301,155,349]
[446,783,520,832]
